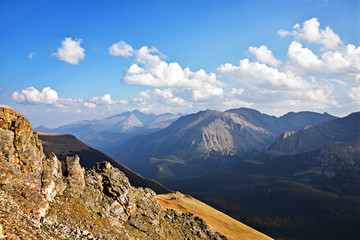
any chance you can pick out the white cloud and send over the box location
[88,93,128,105]
[278,17,343,50]
[83,93,129,108]
[216,98,253,110]
[137,90,151,99]
[278,29,290,38]
[11,87,130,113]
[11,87,83,109]
[119,99,129,104]
[84,102,96,108]
[28,52,37,59]
[109,41,134,57]
[301,18,343,50]
[230,88,244,96]
[53,37,85,64]
[286,41,322,73]
[286,41,360,80]
[11,87,59,104]
[121,45,224,101]
[216,59,336,108]
[114,18,358,115]
[348,86,360,104]
[89,94,116,104]
[248,45,282,67]
[153,88,187,106]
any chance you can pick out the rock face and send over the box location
[0,107,45,184]
[0,107,226,240]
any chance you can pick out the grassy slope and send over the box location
[37,132,171,194]
[156,192,273,240]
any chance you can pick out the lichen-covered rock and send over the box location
[81,161,226,239]
[41,153,65,201]
[65,155,85,197]
[0,107,45,186]
[0,128,15,163]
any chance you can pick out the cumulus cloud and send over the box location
[137,90,151,99]
[216,59,336,108]
[83,93,129,108]
[11,87,59,104]
[53,37,85,64]
[11,86,130,113]
[121,45,224,101]
[112,18,358,114]
[348,86,360,104]
[248,45,282,67]
[89,94,116,104]
[230,88,244,96]
[88,93,128,106]
[153,88,187,106]
[84,102,96,108]
[278,17,343,50]
[109,41,134,57]
[286,41,322,73]
[286,41,360,80]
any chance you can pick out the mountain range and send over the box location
[110,108,336,180]
[166,111,360,240]
[35,110,181,153]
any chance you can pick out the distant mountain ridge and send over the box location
[111,108,337,180]
[268,111,360,155]
[35,110,182,153]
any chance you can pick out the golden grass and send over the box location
[36,132,61,136]
[156,192,273,240]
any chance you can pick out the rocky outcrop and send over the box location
[65,155,85,197]
[41,153,65,201]
[0,107,45,186]
[0,107,225,240]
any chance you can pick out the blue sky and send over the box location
[0,0,359,127]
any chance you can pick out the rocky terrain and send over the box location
[37,132,171,194]
[0,107,226,240]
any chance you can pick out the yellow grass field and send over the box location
[156,192,273,240]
